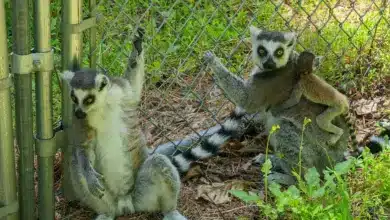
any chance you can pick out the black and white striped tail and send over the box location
[343,111,359,152]
[172,107,247,173]
[344,121,390,160]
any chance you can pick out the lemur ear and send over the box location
[95,74,109,92]
[285,32,297,47]
[249,25,263,40]
[59,70,75,85]
[313,56,324,70]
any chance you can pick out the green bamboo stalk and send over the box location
[90,0,97,68]
[33,0,55,219]
[61,0,83,201]
[0,0,19,219]
[11,0,34,219]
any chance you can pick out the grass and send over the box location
[230,121,390,220]
[2,0,390,219]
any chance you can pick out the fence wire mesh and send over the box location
[79,0,389,154]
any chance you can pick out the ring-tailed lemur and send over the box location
[62,28,187,220]
[202,47,388,185]
[172,26,319,174]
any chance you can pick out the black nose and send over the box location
[263,59,276,70]
[74,109,87,119]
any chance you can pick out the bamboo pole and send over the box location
[61,0,83,200]
[0,0,19,219]
[33,0,55,219]
[11,0,34,219]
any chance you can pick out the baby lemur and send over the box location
[278,51,356,147]
[61,28,186,220]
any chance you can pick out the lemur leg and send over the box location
[118,154,187,220]
[70,148,117,219]
[316,106,345,146]
[125,27,145,103]
[203,51,249,108]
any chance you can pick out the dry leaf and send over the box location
[353,99,378,115]
[195,180,247,204]
[183,165,203,181]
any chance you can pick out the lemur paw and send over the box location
[84,161,106,199]
[95,214,114,220]
[129,27,145,68]
[203,51,216,64]
[326,135,340,146]
[163,210,188,220]
[133,27,145,54]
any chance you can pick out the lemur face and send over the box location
[249,26,297,71]
[61,69,110,119]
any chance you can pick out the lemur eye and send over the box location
[70,91,78,104]
[83,95,95,106]
[257,46,268,57]
[274,48,284,57]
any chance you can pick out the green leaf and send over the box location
[269,182,282,197]
[261,158,273,175]
[287,185,301,199]
[228,190,261,203]
[313,186,326,198]
[334,159,354,175]
[304,167,320,188]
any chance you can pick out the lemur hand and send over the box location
[73,147,105,198]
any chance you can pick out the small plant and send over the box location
[229,117,390,219]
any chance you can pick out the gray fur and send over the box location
[257,30,291,42]
[70,69,99,89]
[64,28,186,220]
[204,51,300,113]
[203,51,350,185]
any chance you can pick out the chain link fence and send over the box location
[1,0,389,219]
[74,0,389,152]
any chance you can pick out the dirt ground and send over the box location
[19,74,389,220]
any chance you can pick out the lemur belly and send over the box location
[94,131,134,196]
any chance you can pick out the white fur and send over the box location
[234,106,246,115]
[117,196,135,215]
[61,70,75,82]
[223,118,240,131]
[87,84,133,196]
[173,154,190,172]
[191,146,213,159]
[369,136,385,146]
[207,133,228,147]
[249,26,296,71]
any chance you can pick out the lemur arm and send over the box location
[124,27,145,103]
[203,51,249,108]
[278,82,304,109]
[72,146,105,198]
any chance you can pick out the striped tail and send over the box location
[343,111,359,152]
[344,120,390,160]
[172,107,247,173]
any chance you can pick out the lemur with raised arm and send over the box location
[62,28,187,220]
[203,48,385,185]
[172,26,323,174]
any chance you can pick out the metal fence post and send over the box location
[0,0,19,219]
[33,0,56,219]
[11,0,35,219]
[61,0,83,201]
